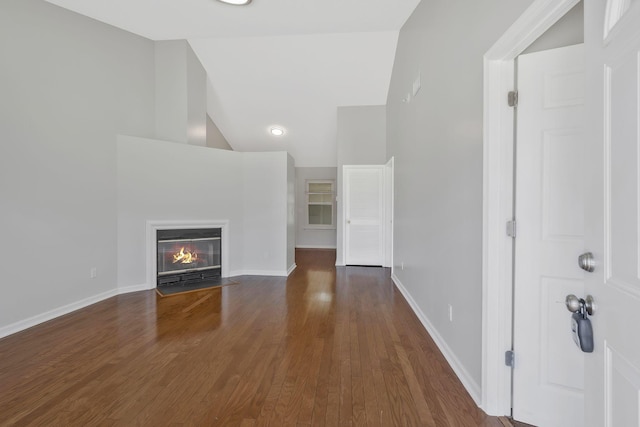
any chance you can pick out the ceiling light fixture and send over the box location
[216,0,252,5]
[270,127,285,136]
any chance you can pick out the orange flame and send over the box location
[173,247,197,264]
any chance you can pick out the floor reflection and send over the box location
[155,287,223,339]
[305,269,335,304]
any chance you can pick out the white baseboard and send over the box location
[0,288,119,340]
[2,267,298,340]
[227,270,289,277]
[227,270,245,278]
[287,263,297,275]
[240,270,289,277]
[118,284,151,294]
[391,273,482,406]
[295,245,337,249]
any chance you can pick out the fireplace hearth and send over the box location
[156,228,221,290]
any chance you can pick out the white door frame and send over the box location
[481,0,581,415]
[384,157,394,268]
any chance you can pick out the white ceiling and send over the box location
[45,0,420,166]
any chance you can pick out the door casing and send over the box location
[481,0,582,416]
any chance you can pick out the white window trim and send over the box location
[305,179,336,230]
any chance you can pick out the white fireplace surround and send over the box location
[146,219,230,290]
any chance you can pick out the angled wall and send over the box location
[155,40,207,146]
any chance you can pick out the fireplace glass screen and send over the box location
[156,228,221,287]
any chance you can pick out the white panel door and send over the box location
[584,2,640,426]
[344,166,384,266]
[513,44,585,427]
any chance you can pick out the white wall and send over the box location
[295,167,338,249]
[206,115,233,150]
[0,0,155,334]
[155,40,207,146]
[336,105,387,265]
[242,152,291,275]
[118,137,293,285]
[155,41,188,144]
[187,42,207,147]
[117,136,245,285]
[386,0,533,392]
[522,1,583,55]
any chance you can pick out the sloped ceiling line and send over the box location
[45,0,420,166]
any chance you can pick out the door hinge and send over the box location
[505,350,515,367]
[506,220,516,238]
[508,91,518,107]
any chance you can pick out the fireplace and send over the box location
[156,228,221,289]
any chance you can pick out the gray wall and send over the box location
[206,115,233,150]
[287,155,296,270]
[522,1,583,55]
[242,152,291,274]
[295,167,338,248]
[336,105,387,264]
[155,40,207,146]
[0,0,155,329]
[386,0,533,388]
[186,42,207,147]
[155,41,187,143]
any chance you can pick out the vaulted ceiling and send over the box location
[45,0,421,166]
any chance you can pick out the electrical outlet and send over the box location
[90,267,97,279]
[401,262,404,270]
[448,304,453,322]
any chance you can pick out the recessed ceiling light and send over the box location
[216,0,252,5]
[270,127,285,136]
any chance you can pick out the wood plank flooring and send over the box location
[0,249,505,426]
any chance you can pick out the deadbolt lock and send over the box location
[578,252,595,273]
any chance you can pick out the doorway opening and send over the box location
[481,0,582,417]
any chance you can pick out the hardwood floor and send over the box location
[0,249,504,426]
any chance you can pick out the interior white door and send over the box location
[583,2,640,426]
[512,44,586,427]
[344,166,384,266]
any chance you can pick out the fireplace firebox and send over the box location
[156,228,221,289]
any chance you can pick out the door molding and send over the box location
[342,165,386,266]
[481,0,580,416]
[384,157,394,268]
